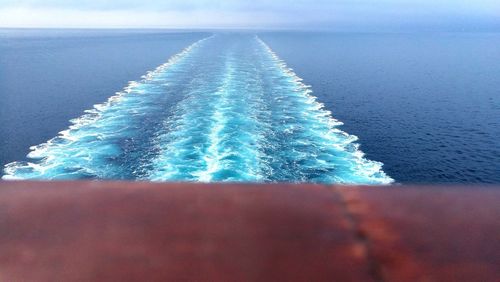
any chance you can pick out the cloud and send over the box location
[0,0,499,30]
[0,7,299,28]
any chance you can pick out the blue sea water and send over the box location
[0,29,208,173]
[1,30,499,183]
[258,32,500,183]
[1,33,391,183]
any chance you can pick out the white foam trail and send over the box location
[4,34,393,184]
[256,35,393,184]
[3,35,215,180]
[199,60,234,182]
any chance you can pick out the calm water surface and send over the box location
[261,32,500,184]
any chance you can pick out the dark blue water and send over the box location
[260,32,500,184]
[0,29,208,171]
[2,33,391,184]
[1,30,499,183]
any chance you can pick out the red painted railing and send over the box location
[0,181,498,281]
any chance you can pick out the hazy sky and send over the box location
[0,0,499,30]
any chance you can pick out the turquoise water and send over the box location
[3,34,392,184]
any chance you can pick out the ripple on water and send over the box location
[3,35,392,184]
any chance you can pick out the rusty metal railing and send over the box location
[0,181,498,281]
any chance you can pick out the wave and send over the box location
[253,36,392,184]
[2,35,214,180]
[146,35,392,184]
[3,34,393,184]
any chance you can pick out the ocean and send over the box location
[1,29,499,183]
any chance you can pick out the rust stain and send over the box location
[338,186,500,282]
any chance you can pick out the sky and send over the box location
[0,0,499,31]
